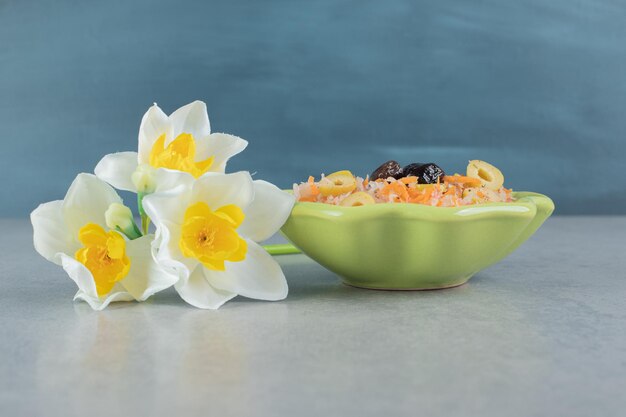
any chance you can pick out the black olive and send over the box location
[403,163,446,184]
[402,162,424,177]
[371,160,403,180]
[402,163,425,177]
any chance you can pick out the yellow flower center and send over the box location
[179,202,247,271]
[149,133,214,178]
[75,223,131,297]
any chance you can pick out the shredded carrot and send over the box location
[443,187,457,197]
[408,185,435,204]
[407,187,421,200]
[299,195,317,202]
[400,176,418,185]
[409,194,427,204]
[380,181,409,202]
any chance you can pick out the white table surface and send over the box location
[1,217,625,417]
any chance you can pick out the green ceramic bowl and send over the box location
[279,192,554,290]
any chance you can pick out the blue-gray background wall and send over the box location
[1,0,625,216]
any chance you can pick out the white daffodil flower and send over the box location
[31,174,178,310]
[142,171,295,309]
[94,100,248,194]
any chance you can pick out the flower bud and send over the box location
[132,164,156,194]
[105,203,141,239]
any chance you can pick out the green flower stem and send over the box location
[132,221,143,238]
[141,215,150,235]
[263,244,301,256]
[137,192,150,235]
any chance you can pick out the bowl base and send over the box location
[342,279,469,291]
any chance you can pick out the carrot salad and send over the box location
[293,160,514,207]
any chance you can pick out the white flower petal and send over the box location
[94,152,139,192]
[143,185,191,227]
[31,200,76,265]
[62,174,123,238]
[175,265,236,309]
[73,285,135,311]
[168,100,211,140]
[196,133,248,172]
[61,255,135,310]
[138,103,171,163]
[190,171,255,210]
[143,186,198,282]
[59,253,98,298]
[239,180,295,242]
[149,219,198,282]
[153,168,195,193]
[121,234,178,301]
[208,240,288,301]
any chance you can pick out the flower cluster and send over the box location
[31,101,295,310]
